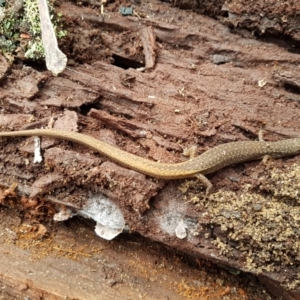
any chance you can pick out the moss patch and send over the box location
[0,0,66,60]
[195,164,300,289]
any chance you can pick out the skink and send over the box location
[1,129,300,194]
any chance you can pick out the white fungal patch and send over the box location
[53,208,74,221]
[175,220,187,239]
[79,194,125,240]
[52,194,125,240]
[157,199,199,240]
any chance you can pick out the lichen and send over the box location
[194,164,300,289]
[0,0,67,60]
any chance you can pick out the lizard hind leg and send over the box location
[195,173,213,195]
[183,146,213,194]
[259,129,271,164]
[183,145,198,159]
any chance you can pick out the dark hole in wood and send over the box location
[112,54,144,70]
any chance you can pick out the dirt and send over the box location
[1,0,300,299]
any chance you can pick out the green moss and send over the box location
[192,163,300,289]
[0,0,67,60]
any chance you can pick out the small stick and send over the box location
[38,0,67,75]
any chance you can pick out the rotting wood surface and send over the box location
[1,1,300,299]
[0,208,273,300]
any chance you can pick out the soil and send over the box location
[1,0,300,299]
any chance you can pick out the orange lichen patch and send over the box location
[20,196,39,209]
[0,182,18,205]
[15,223,49,240]
[238,288,247,297]
[51,244,101,260]
[12,223,109,260]
[127,258,165,282]
[20,198,57,223]
[126,252,254,300]
[175,279,247,300]
[218,286,231,297]
[0,184,56,223]
[176,280,209,299]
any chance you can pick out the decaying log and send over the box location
[1,1,300,298]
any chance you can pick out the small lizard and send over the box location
[1,129,300,194]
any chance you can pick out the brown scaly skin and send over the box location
[1,129,300,194]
